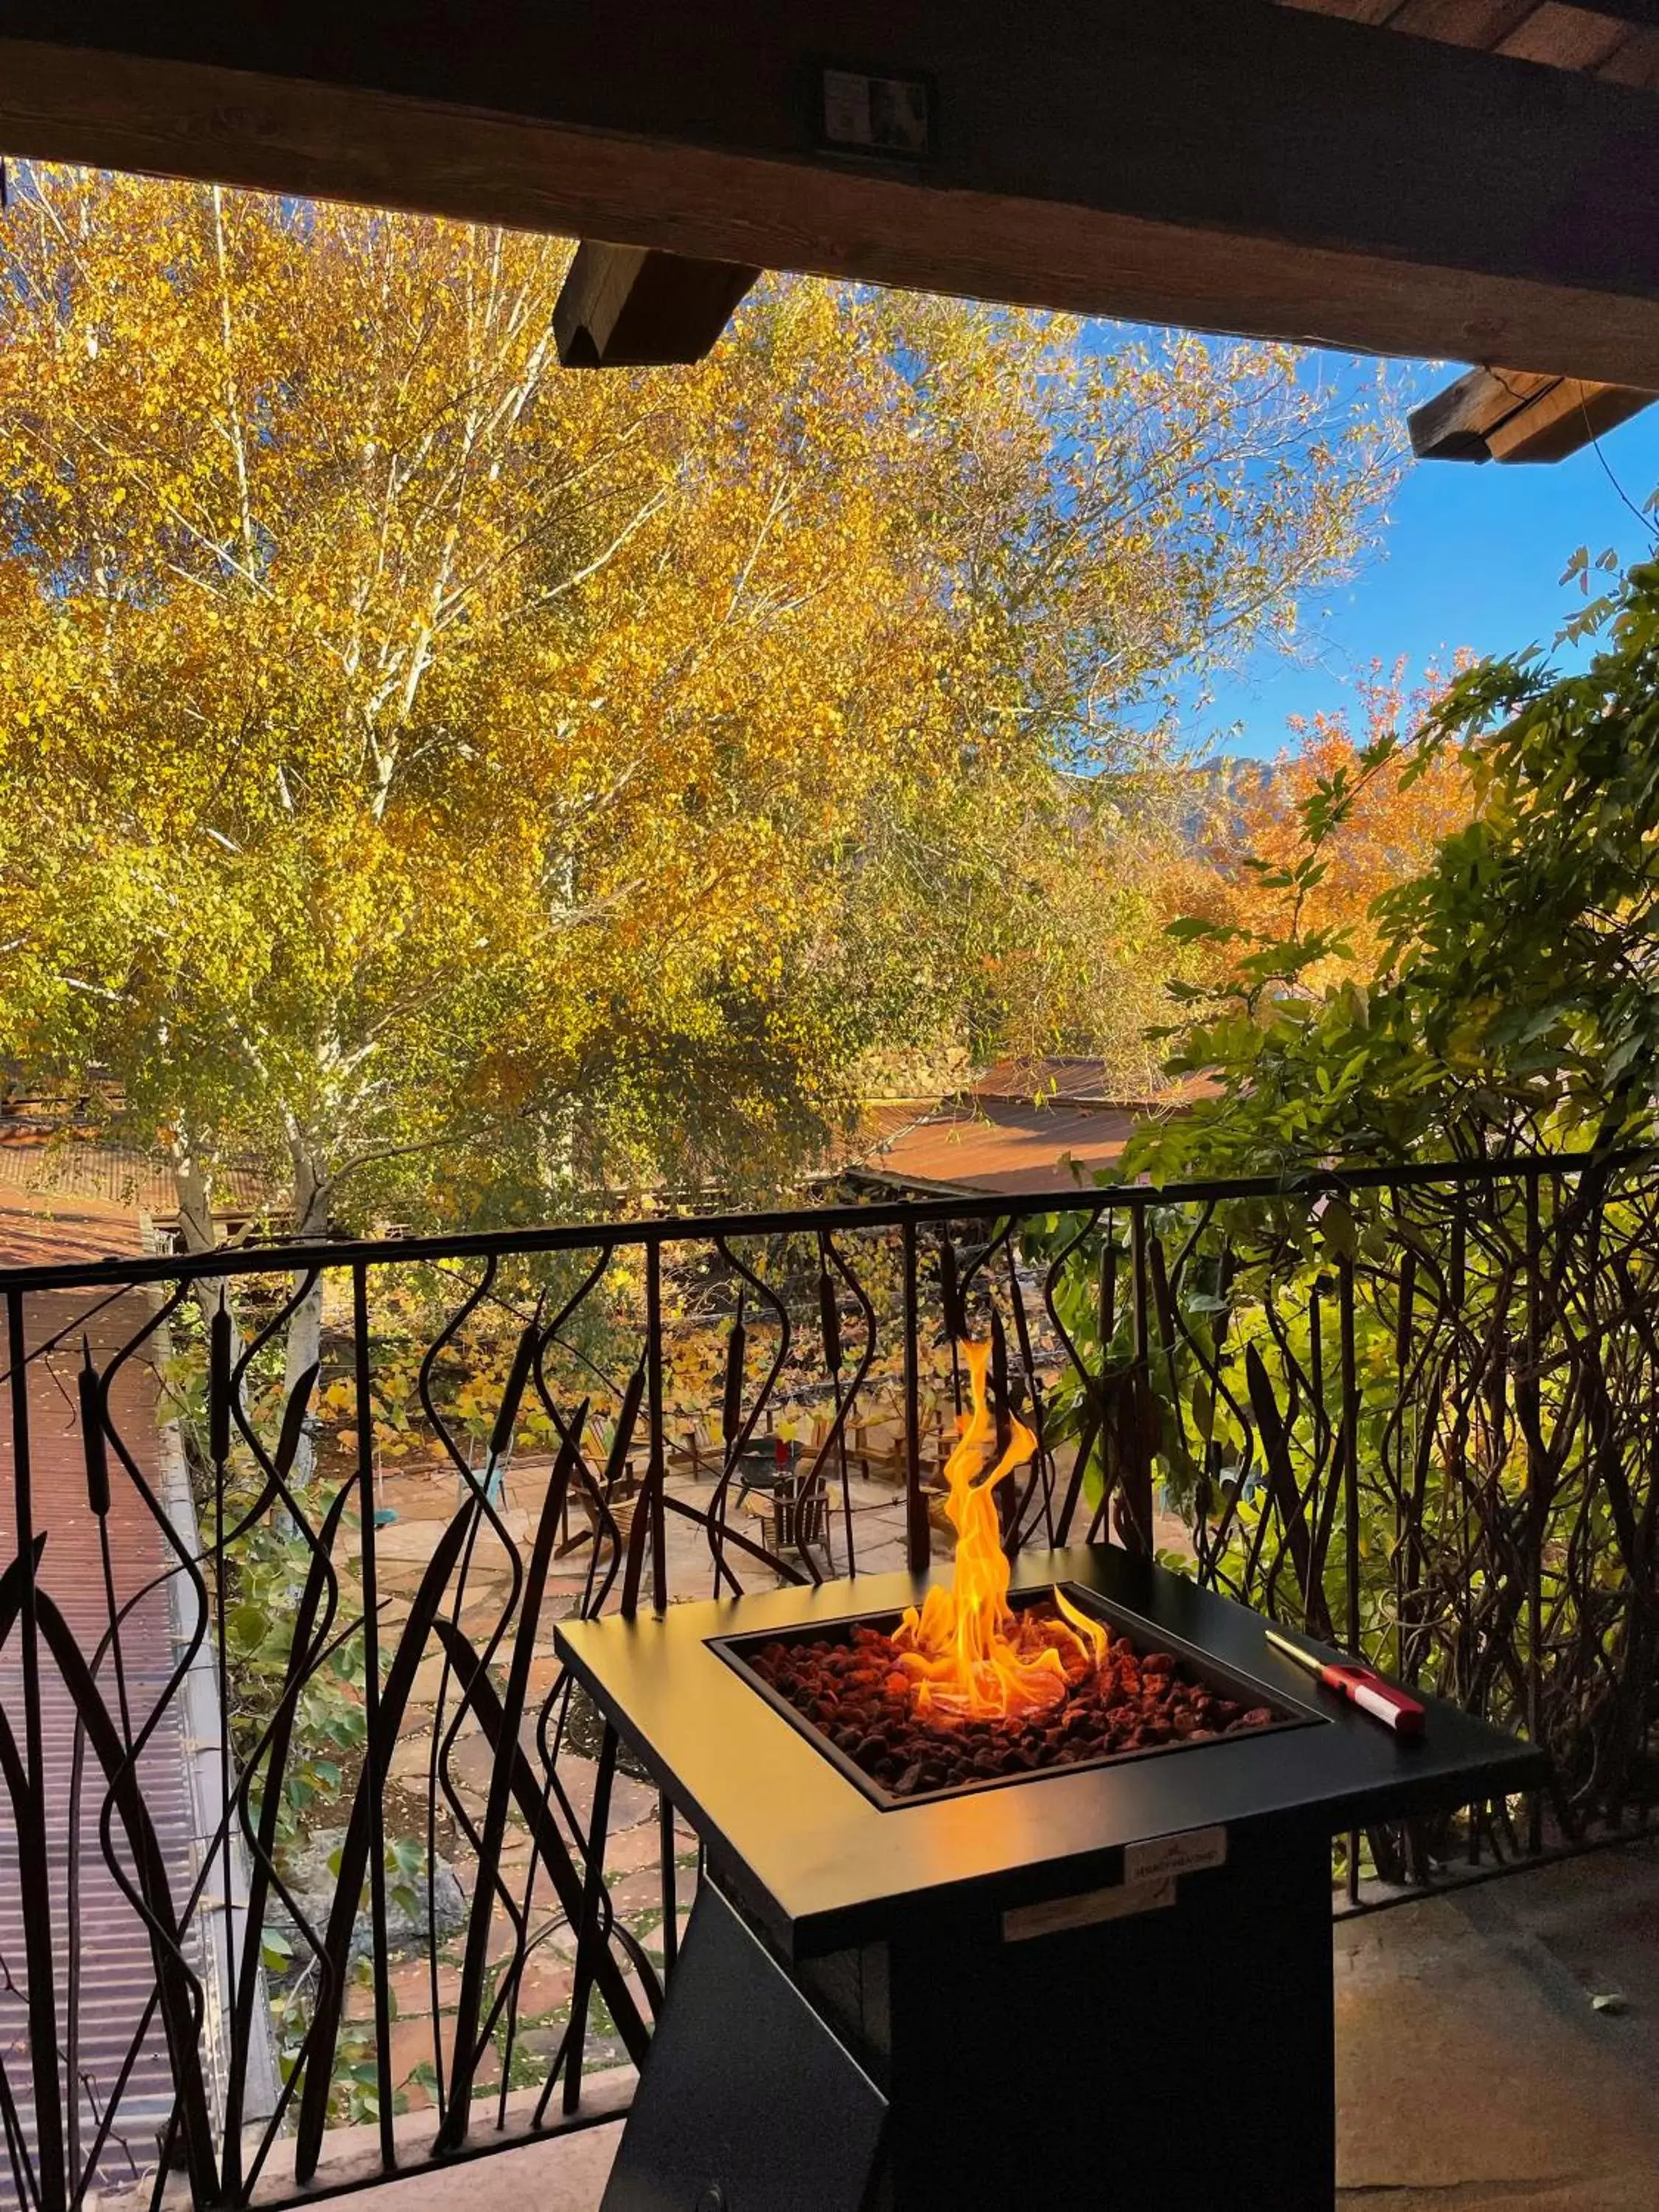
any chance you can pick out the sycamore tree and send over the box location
[0,167,1396,1322]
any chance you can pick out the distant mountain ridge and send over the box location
[1173,751,1281,844]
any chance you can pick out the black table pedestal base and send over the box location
[605,1819,1335,2212]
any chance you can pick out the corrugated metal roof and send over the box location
[968,1057,1161,1106]
[0,1134,271,1222]
[969,1059,1216,1108]
[0,1186,147,1267]
[853,1098,1141,1197]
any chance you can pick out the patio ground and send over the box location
[331,1841,1659,2211]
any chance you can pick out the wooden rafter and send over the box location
[4,4,1659,380]
[1410,366,1657,459]
[553,244,757,369]
[1465,1,1659,24]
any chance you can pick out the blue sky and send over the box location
[1200,356,1659,761]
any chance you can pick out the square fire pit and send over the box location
[556,1545,1545,2212]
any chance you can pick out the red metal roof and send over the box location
[854,1098,1141,1197]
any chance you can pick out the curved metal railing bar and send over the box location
[72,1284,220,2206]
[801,1229,878,1576]
[1038,1211,1115,1544]
[218,1268,327,2194]
[703,1235,794,1596]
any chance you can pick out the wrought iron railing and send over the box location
[1,1156,1656,2208]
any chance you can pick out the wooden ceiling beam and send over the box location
[1528,1,1659,25]
[1408,365,1657,459]
[5,3,1659,382]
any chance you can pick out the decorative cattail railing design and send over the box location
[1,1156,1655,2208]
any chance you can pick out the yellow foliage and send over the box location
[0,167,1395,1231]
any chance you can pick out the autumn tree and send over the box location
[1178,662,1474,998]
[1036,574,1659,1840]
[1135,561,1659,1180]
[0,166,1397,1314]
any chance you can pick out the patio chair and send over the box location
[556,1456,642,1558]
[665,1428,715,1481]
[757,1464,835,1576]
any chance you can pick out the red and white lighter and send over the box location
[1264,1628,1426,1740]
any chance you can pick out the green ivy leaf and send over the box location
[227,1602,270,1655]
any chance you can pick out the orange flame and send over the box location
[890,1338,1109,1723]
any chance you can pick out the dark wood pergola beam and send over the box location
[1526,0,1659,24]
[5,3,1659,383]
[1409,367,1658,464]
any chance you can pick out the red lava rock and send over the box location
[744,1602,1283,1797]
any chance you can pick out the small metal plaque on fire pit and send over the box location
[712,1582,1323,1810]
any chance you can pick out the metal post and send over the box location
[563,1725,619,2115]
[209,1294,241,2200]
[7,1289,65,2212]
[1339,1252,1360,1907]
[352,1265,396,2169]
[645,1237,678,1972]
[1127,1199,1153,1555]
[902,1219,928,1573]
[646,1238,667,1615]
[658,1792,679,1978]
[1524,1177,1545,1857]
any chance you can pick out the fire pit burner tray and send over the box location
[712,1579,1321,1806]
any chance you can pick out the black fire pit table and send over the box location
[555,1545,1545,2212]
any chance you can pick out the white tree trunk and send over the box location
[170,1127,226,1333]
